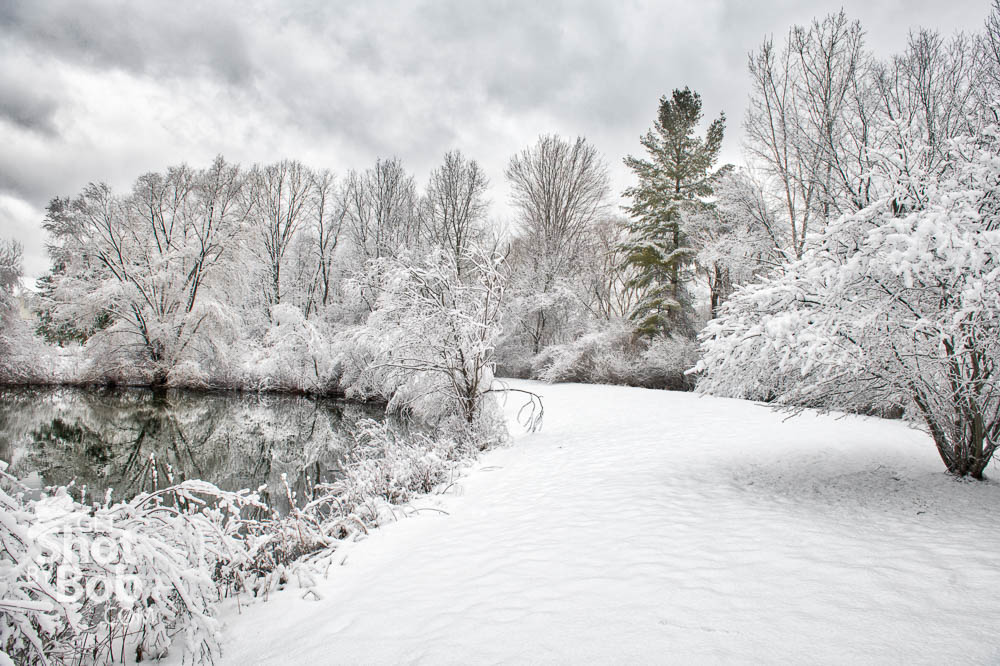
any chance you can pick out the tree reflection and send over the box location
[0,387,384,510]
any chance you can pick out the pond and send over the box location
[0,386,389,511]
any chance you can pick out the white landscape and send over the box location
[3,1,1000,664]
[207,380,1000,664]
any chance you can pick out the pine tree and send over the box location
[622,87,726,337]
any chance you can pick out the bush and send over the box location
[530,322,700,390]
[233,305,341,393]
[0,468,257,665]
[637,335,700,391]
[533,324,633,384]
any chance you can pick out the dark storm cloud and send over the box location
[0,74,59,136]
[0,0,254,85]
[0,154,64,205]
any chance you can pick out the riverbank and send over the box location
[205,379,1000,664]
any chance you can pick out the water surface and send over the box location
[0,386,387,510]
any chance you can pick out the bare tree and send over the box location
[505,135,609,352]
[978,1,1000,120]
[187,156,251,314]
[745,11,869,258]
[506,135,608,278]
[343,157,419,262]
[303,169,345,317]
[580,217,643,322]
[875,29,981,177]
[250,160,313,312]
[420,150,490,276]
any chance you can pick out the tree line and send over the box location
[1,5,999,476]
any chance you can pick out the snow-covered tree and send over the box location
[875,29,982,173]
[581,216,643,323]
[249,160,313,314]
[343,158,420,263]
[302,169,346,318]
[0,239,22,368]
[37,158,249,381]
[698,134,1000,479]
[978,1,1000,117]
[745,12,871,258]
[350,246,507,429]
[504,135,609,354]
[622,87,726,337]
[420,150,490,277]
[690,170,791,317]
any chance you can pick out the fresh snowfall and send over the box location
[3,2,1000,664]
[199,380,1000,664]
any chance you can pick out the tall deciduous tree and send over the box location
[37,158,249,379]
[622,87,725,337]
[504,135,609,354]
[420,150,490,277]
[250,159,312,313]
[745,12,882,259]
[303,169,345,318]
[343,157,420,262]
[506,135,608,278]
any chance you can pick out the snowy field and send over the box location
[209,380,1000,664]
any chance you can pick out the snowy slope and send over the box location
[212,380,1000,664]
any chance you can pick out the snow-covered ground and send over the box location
[212,380,1000,664]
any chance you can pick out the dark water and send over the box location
[0,386,388,510]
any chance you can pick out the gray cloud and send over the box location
[0,74,59,136]
[0,0,991,281]
[0,0,254,85]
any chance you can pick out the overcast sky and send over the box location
[0,0,989,281]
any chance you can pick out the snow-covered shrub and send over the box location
[302,418,478,534]
[0,468,260,664]
[494,339,535,379]
[502,278,588,354]
[533,324,634,384]
[0,467,70,666]
[74,332,158,386]
[236,305,340,393]
[698,133,1000,478]
[530,322,700,390]
[638,334,700,391]
[335,421,452,507]
[0,321,57,385]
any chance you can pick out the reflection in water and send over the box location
[0,387,387,510]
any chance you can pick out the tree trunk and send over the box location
[915,396,993,480]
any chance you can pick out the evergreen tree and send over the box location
[622,87,726,337]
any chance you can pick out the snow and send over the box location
[208,380,1000,664]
